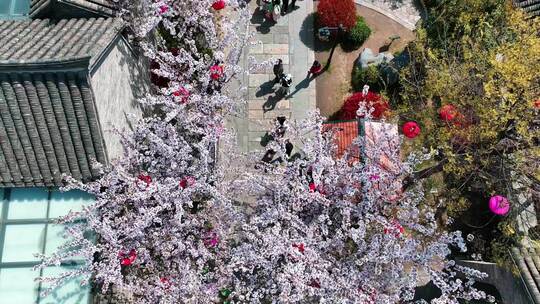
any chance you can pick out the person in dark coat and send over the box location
[285,140,294,157]
[273,59,284,83]
[281,0,289,15]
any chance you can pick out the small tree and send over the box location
[317,0,357,31]
[338,91,390,120]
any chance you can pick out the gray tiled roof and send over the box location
[0,18,123,70]
[514,0,540,17]
[31,0,115,17]
[511,246,540,303]
[0,58,108,187]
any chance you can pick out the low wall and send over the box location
[457,260,532,304]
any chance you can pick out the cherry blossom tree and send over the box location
[36,0,251,302]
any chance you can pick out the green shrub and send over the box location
[343,17,371,50]
[351,65,380,92]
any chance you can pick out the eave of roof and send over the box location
[31,0,115,18]
[0,58,108,187]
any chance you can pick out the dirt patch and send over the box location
[315,4,415,118]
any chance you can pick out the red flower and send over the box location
[210,65,224,80]
[293,243,305,254]
[439,104,458,121]
[138,174,152,187]
[212,0,226,10]
[309,182,316,192]
[339,91,389,120]
[120,249,137,266]
[534,99,540,109]
[402,121,420,139]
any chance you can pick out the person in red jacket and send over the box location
[307,60,322,78]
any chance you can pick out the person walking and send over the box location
[281,0,289,15]
[279,73,292,98]
[273,59,284,83]
[274,116,288,138]
[307,60,322,78]
[291,0,296,10]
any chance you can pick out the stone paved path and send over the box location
[233,0,316,152]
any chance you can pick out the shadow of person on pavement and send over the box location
[286,75,317,99]
[250,5,277,34]
[255,80,276,97]
[263,93,282,112]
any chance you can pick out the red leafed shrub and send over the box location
[317,0,357,31]
[339,92,389,120]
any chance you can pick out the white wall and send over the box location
[91,37,148,161]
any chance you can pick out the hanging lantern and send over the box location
[138,174,152,187]
[119,249,137,266]
[159,5,169,14]
[212,0,226,10]
[179,176,196,189]
[402,121,421,138]
[293,243,305,254]
[439,104,458,121]
[173,87,190,103]
[210,64,224,80]
[489,195,510,215]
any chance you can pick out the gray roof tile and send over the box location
[0,18,123,70]
[0,59,107,187]
[31,0,115,17]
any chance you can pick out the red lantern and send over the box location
[402,121,420,138]
[210,65,224,80]
[489,195,510,215]
[439,104,458,121]
[212,0,226,10]
[293,243,305,254]
[159,5,169,14]
[119,249,137,266]
[138,174,152,187]
[173,87,190,103]
[179,176,195,189]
